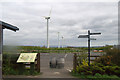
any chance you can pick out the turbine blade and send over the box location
[49,7,52,17]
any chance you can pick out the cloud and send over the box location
[0,1,118,46]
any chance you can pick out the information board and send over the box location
[17,53,37,63]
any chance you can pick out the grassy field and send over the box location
[3,45,113,54]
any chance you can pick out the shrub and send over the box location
[74,62,120,77]
[76,66,86,73]
[77,53,88,65]
[94,73,102,78]
[76,66,92,75]
[84,71,92,75]
[92,66,105,75]
[103,65,120,76]
[82,59,88,66]
[76,63,105,75]
[3,64,19,75]
[103,66,114,75]
[95,48,120,66]
[95,56,113,66]
[105,48,120,66]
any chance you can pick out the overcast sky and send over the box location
[0,0,118,47]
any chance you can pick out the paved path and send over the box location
[39,53,75,78]
[39,68,75,78]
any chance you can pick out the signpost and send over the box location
[78,30,101,66]
[78,35,88,38]
[90,38,96,40]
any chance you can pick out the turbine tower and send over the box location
[61,36,64,48]
[58,32,60,48]
[44,9,52,48]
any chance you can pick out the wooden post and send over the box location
[30,62,34,75]
[37,53,40,73]
[73,53,77,73]
[0,25,3,79]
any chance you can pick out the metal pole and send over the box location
[58,32,60,48]
[0,25,3,79]
[47,19,49,48]
[88,30,90,66]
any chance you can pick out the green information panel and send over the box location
[17,53,37,63]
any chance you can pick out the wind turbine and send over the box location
[43,9,52,48]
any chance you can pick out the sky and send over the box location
[0,0,119,47]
